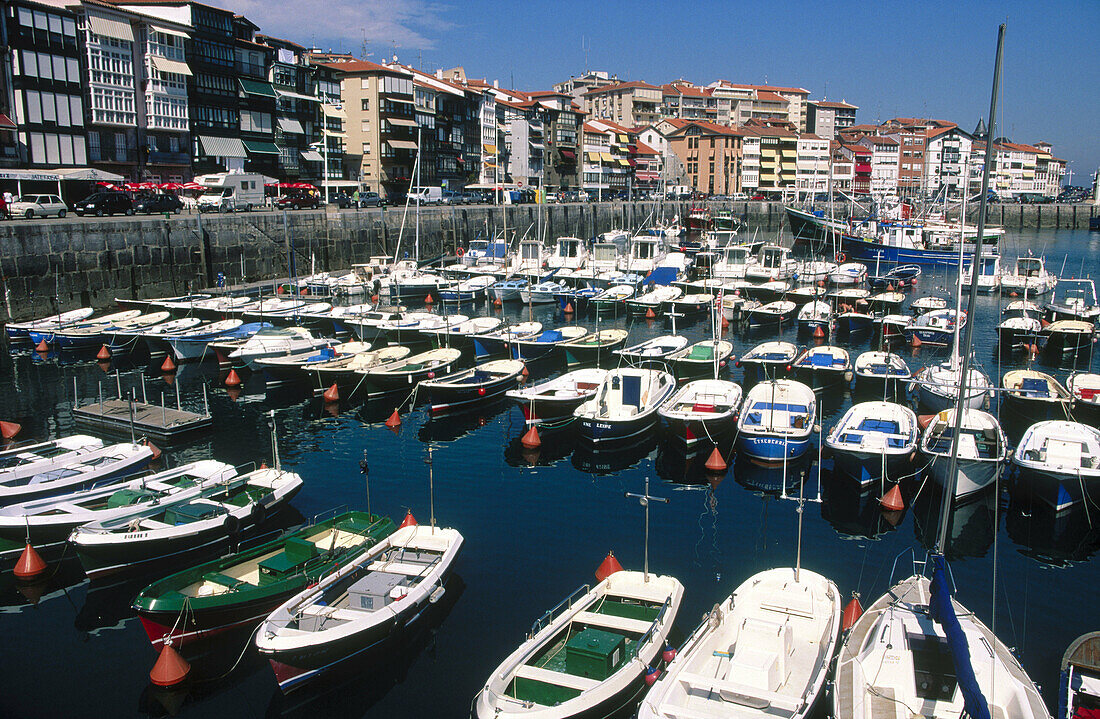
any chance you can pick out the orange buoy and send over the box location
[323,383,340,403]
[493,297,503,307]
[300,286,309,296]
[144,439,162,461]
[384,409,402,428]
[97,344,111,361]
[0,421,21,440]
[564,302,574,315]
[1029,343,1040,355]
[917,414,935,430]
[1040,319,1051,328]
[886,283,894,292]
[880,484,905,512]
[424,294,434,305]
[812,325,825,339]
[13,543,47,580]
[161,355,176,373]
[225,369,241,387]
[399,510,417,528]
[1009,291,1018,297]
[645,307,656,319]
[842,594,864,631]
[595,551,624,581]
[520,363,529,378]
[521,425,541,449]
[704,446,727,473]
[276,285,285,295]
[910,333,922,348]
[720,314,730,329]
[35,339,48,353]
[149,643,191,687]
[370,294,380,303]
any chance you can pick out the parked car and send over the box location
[440,191,463,205]
[74,191,133,217]
[358,191,387,208]
[543,191,559,203]
[730,192,749,201]
[274,192,320,210]
[133,194,183,215]
[407,186,444,204]
[751,193,768,201]
[10,193,68,219]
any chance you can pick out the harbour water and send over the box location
[1,227,1098,718]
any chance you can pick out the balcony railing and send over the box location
[236,60,268,78]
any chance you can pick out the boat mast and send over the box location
[948,169,970,371]
[415,125,422,265]
[624,477,668,583]
[937,24,1005,553]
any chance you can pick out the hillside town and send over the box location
[0,0,1072,204]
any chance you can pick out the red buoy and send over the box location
[917,414,935,430]
[371,294,379,303]
[493,297,503,307]
[886,283,894,292]
[521,425,541,449]
[910,333,922,348]
[424,294,434,305]
[595,551,623,581]
[1008,291,1018,297]
[225,369,241,387]
[662,645,677,663]
[13,543,47,580]
[0,421,21,440]
[842,594,863,631]
[399,510,418,528]
[812,325,825,339]
[276,285,285,295]
[144,439,162,461]
[564,302,574,315]
[520,364,529,378]
[704,446,728,473]
[720,314,730,329]
[645,307,656,319]
[300,287,309,296]
[149,643,190,687]
[880,484,905,512]
[97,344,111,361]
[1040,319,1051,329]
[322,383,340,403]
[385,409,402,428]
[35,339,48,353]
[161,355,176,373]
[645,667,661,686]
[477,387,487,396]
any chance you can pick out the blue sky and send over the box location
[224,0,1099,184]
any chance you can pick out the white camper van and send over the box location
[196,173,265,212]
[407,186,444,205]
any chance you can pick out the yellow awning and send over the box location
[617,134,629,143]
[780,149,796,157]
[781,162,797,170]
[483,144,497,154]
[321,104,346,119]
[600,152,615,163]
[587,151,601,162]
[617,159,630,167]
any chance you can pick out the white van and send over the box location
[407,186,443,205]
[196,172,265,212]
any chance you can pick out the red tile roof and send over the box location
[633,140,658,155]
[811,100,858,110]
[318,59,407,75]
[583,81,660,96]
[755,90,788,104]
[866,136,899,146]
[714,81,810,95]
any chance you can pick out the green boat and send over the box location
[132,510,396,649]
[712,209,743,232]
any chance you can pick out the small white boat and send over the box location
[377,312,469,345]
[639,567,840,719]
[737,341,797,382]
[1012,420,1100,511]
[1002,298,1042,319]
[1001,254,1057,295]
[792,345,851,388]
[257,523,463,692]
[421,316,503,347]
[797,301,831,335]
[475,565,683,719]
[438,274,495,302]
[827,262,867,286]
[746,245,797,283]
[227,327,333,370]
[616,335,690,364]
[911,295,949,315]
[1061,632,1100,719]
[920,407,1007,497]
[657,379,742,448]
[747,300,796,329]
[913,361,991,413]
[507,367,608,425]
[876,313,911,341]
[590,284,635,313]
[626,285,682,316]
[473,321,544,358]
[1047,278,1100,323]
[547,236,588,271]
[1043,319,1095,354]
[1002,369,1072,420]
[825,401,918,485]
[519,281,568,305]
[737,379,817,463]
[997,315,1042,348]
[1067,372,1100,422]
[574,368,677,444]
[852,351,911,392]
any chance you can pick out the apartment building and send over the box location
[526,91,581,194]
[829,141,853,192]
[745,121,799,195]
[232,16,277,178]
[398,66,479,191]
[1032,141,1067,197]
[632,139,661,196]
[582,81,661,127]
[553,70,619,101]
[581,119,632,199]
[795,133,829,198]
[706,82,810,131]
[807,100,857,138]
[3,0,89,169]
[860,135,900,197]
[923,124,971,198]
[660,82,716,122]
[321,59,414,199]
[666,119,743,196]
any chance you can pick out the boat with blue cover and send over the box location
[853,351,911,395]
[737,379,817,462]
[509,326,590,361]
[825,401,918,485]
[33,310,142,348]
[737,341,797,383]
[903,308,964,346]
[472,321,543,359]
[164,319,248,362]
[254,342,372,385]
[793,345,851,389]
[6,307,93,343]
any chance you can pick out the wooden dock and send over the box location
[72,398,212,442]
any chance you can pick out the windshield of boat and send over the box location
[593,244,617,262]
[558,240,579,257]
[1053,280,1096,307]
[1016,258,1042,275]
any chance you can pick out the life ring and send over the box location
[835,252,846,263]
[456,247,465,258]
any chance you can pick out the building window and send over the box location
[362,142,370,154]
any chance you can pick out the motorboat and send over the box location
[510,326,590,361]
[827,262,867,286]
[920,408,1007,497]
[616,335,690,364]
[852,351,911,395]
[1011,420,1100,511]
[474,565,683,719]
[1046,278,1100,323]
[1002,369,1072,421]
[618,234,666,275]
[961,254,1001,293]
[737,341,797,383]
[1001,254,1056,296]
[657,379,742,448]
[560,329,630,367]
[747,300,796,329]
[711,244,759,280]
[490,279,529,303]
[574,368,677,444]
[638,568,839,719]
[903,308,964,347]
[547,236,588,272]
[913,361,991,413]
[507,368,608,425]
[377,312,468,346]
[666,340,734,381]
[911,295,948,315]
[0,436,153,505]
[421,316,503,349]
[1067,373,1100,424]
[997,316,1042,349]
[1060,632,1100,719]
[745,245,797,283]
[1042,319,1095,354]
[625,285,682,317]
[438,274,494,303]
[737,380,817,462]
[69,466,303,580]
[132,511,397,649]
[797,301,832,335]
[825,401,918,484]
[472,321,543,359]
[358,347,464,390]
[256,523,463,692]
[519,281,569,305]
[305,346,412,389]
[1002,298,1042,319]
[421,359,526,415]
[792,345,851,388]
[227,327,333,370]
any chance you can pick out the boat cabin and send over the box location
[758,245,790,270]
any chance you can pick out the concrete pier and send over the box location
[0,200,1095,321]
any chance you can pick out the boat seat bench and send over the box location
[676,672,801,712]
[513,663,599,691]
[366,560,436,576]
[573,610,651,635]
[203,571,249,588]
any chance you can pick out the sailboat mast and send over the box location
[415,125,422,264]
[937,24,1005,554]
